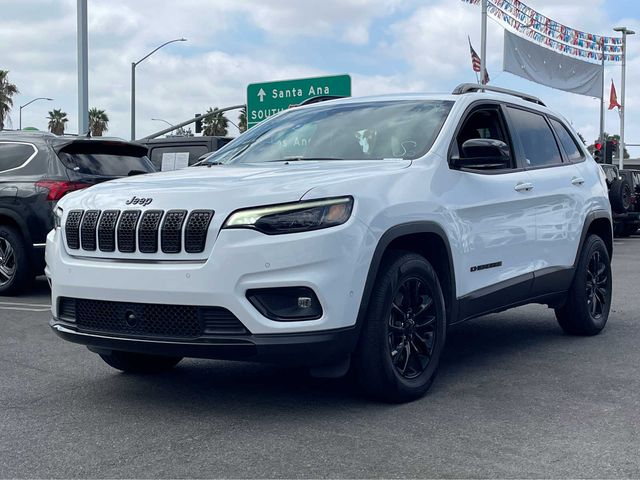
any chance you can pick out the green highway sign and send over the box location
[246,74,351,128]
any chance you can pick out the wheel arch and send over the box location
[0,208,32,245]
[355,222,458,330]
[575,210,613,265]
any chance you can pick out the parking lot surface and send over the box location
[1,236,639,479]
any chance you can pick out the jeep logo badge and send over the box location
[125,196,153,206]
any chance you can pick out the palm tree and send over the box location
[202,107,229,136]
[47,109,68,135]
[0,70,19,130]
[89,108,109,136]
[238,106,247,133]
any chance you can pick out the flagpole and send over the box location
[480,0,488,86]
[613,27,635,169]
[599,42,605,148]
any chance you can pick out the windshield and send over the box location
[207,100,454,164]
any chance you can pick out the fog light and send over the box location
[247,287,322,321]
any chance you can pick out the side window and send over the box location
[0,142,37,173]
[550,118,584,162]
[452,107,513,170]
[506,107,562,167]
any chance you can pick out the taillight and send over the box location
[35,180,91,201]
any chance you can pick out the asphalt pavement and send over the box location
[1,235,639,478]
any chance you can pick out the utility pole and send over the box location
[77,0,89,135]
[480,0,488,85]
[613,26,635,169]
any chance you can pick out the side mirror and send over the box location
[452,138,511,169]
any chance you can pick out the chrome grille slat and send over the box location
[161,210,187,254]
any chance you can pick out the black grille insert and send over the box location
[80,210,100,251]
[185,210,214,253]
[65,210,84,249]
[138,210,164,253]
[117,210,141,253]
[98,210,120,252]
[161,210,187,253]
[58,298,247,338]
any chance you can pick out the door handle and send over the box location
[571,176,585,186]
[515,182,534,192]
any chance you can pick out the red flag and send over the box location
[609,79,622,110]
[468,37,490,84]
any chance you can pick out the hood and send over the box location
[58,159,411,212]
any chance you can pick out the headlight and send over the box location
[54,206,63,229]
[223,196,353,234]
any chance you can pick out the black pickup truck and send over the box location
[138,136,234,171]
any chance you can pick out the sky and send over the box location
[3,0,640,155]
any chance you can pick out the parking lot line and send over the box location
[0,301,51,308]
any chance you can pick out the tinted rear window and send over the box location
[57,142,155,176]
[0,142,37,172]
[507,107,562,167]
[550,118,583,162]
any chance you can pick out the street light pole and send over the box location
[130,37,187,141]
[480,0,488,85]
[18,97,53,130]
[151,118,175,135]
[614,26,635,169]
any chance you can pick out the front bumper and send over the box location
[46,218,374,336]
[50,319,358,365]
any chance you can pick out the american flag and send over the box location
[468,37,490,84]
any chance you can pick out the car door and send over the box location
[504,106,585,287]
[444,103,538,305]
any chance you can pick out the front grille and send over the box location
[58,297,247,338]
[138,210,163,253]
[80,210,100,251]
[117,210,141,253]
[185,210,214,253]
[65,210,84,249]
[161,210,187,253]
[65,209,214,255]
[98,210,120,252]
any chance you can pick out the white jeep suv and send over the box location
[47,84,613,402]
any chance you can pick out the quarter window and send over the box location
[0,142,36,172]
[550,118,583,162]
[507,107,562,167]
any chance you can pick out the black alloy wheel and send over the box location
[585,250,608,320]
[555,234,611,336]
[388,277,437,379]
[353,251,447,403]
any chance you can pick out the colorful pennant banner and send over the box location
[462,0,623,62]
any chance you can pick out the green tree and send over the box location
[202,107,229,136]
[238,106,247,133]
[47,109,68,135]
[88,107,109,136]
[0,70,19,130]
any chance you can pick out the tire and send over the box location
[99,351,182,373]
[555,235,612,336]
[613,222,625,237]
[352,251,447,403]
[609,178,633,214]
[0,225,33,296]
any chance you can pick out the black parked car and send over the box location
[139,136,233,171]
[0,131,155,295]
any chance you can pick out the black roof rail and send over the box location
[452,83,546,106]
